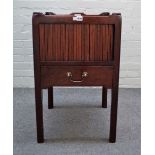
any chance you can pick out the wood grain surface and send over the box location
[39,24,113,61]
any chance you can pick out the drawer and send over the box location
[41,66,113,88]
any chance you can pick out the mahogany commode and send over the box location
[32,12,122,143]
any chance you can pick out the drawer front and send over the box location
[41,66,113,88]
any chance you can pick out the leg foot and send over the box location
[37,138,44,143]
[109,138,116,143]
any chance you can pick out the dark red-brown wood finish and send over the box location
[32,12,122,143]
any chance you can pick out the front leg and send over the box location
[35,87,44,143]
[109,85,119,143]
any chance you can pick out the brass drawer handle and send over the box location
[66,72,88,83]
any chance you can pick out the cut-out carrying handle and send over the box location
[70,12,86,16]
[45,12,56,15]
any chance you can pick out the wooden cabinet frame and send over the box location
[32,12,122,143]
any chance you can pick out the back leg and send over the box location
[102,87,107,108]
[48,87,53,109]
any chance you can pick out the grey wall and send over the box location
[13,0,141,88]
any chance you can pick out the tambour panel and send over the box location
[39,24,113,61]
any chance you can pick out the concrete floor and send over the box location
[14,88,141,155]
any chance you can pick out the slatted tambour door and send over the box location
[39,24,113,61]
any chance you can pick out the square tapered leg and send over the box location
[35,87,44,143]
[48,87,53,109]
[109,86,119,143]
[102,87,107,108]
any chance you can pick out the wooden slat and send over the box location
[60,24,66,61]
[47,24,53,60]
[108,25,113,60]
[55,24,61,61]
[94,24,102,61]
[73,24,82,61]
[81,24,90,61]
[107,25,110,61]
[94,25,98,60]
[85,24,90,61]
[73,24,77,61]
[64,24,69,61]
[102,25,107,60]
[68,24,74,61]
[76,24,82,61]
[44,24,49,61]
[98,25,103,61]
[81,24,85,61]
[39,24,45,61]
[52,24,56,60]
[89,24,96,61]
[106,25,109,61]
